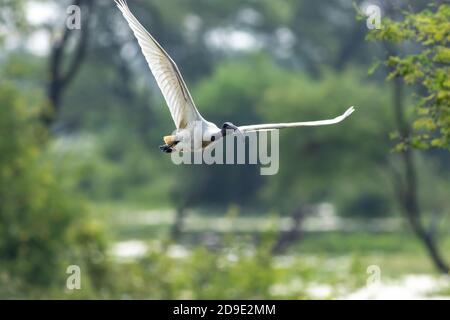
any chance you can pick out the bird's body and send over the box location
[163,120,221,152]
[115,0,355,153]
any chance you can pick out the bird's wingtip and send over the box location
[345,106,356,117]
[114,0,127,9]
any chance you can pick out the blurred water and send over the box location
[112,240,147,260]
[344,275,450,300]
[113,208,402,233]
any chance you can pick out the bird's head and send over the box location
[221,122,243,138]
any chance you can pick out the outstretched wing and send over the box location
[115,0,203,129]
[238,106,355,133]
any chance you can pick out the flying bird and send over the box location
[115,0,355,153]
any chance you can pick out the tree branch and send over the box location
[46,0,93,127]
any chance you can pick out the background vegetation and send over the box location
[0,0,449,299]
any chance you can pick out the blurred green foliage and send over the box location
[0,0,26,43]
[0,82,109,297]
[369,4,450,149]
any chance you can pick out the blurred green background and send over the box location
[0,0,449,299]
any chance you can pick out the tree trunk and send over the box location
[392,76,449,274]
[46,0,93,127]
[271,205,306,255]
[171,206,186,240]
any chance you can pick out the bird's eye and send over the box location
[211,136,216,142]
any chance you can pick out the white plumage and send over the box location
[115,0,355,153]
[238,106,355,133]
[115,0,201,130]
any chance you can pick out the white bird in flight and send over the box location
[115,0,355,153]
